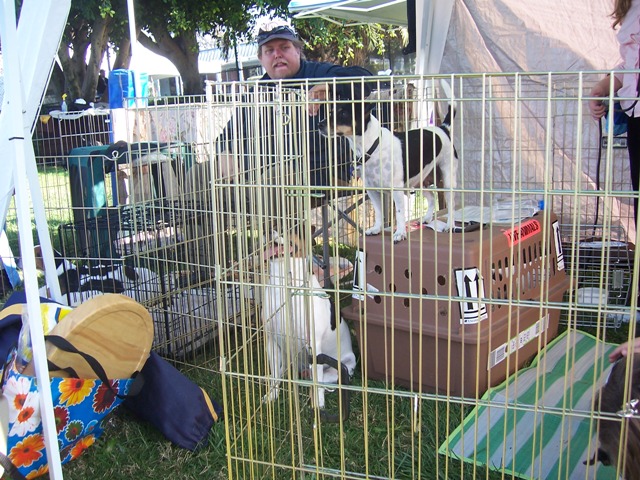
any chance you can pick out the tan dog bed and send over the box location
[25,294,153,379]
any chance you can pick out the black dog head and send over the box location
[585,356,640,479]
[318,86,375,138]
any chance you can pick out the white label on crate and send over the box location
[455,267,488,324]
[352,250,378,301]
[487,314,550,370]
[552,220,565,271]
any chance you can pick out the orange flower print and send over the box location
[9,394,40,437]
[69,435,95,460]
[13,393,27,410]
[59,378,95,406]
[9,434,45,468]
[4,376,35,423]
[26,464,49,479]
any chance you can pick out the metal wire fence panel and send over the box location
[17,72,640,479]
[32,109,113,166]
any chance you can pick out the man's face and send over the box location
[259,39,301,79]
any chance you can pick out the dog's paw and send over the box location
[393,230,407,243]
[262,388,280,404]
[365,227,381,236]
[425,219,449,232]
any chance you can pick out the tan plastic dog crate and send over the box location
[342,211,570,398]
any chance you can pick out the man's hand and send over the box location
[307,84,328,116]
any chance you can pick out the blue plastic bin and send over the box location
[109,69,149,108]
[109,69,134,109]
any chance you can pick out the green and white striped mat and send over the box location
[439,330,620,479]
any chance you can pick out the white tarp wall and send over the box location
[436,0,631,239]
[440,0,618,73]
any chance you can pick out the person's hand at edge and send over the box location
[589,75,622,120]
[609,336,640,362]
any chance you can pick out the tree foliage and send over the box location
[133,0,291,94]
[295,18,406,73]
[51,0,404,102]
[55,0,290,100]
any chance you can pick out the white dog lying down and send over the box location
[261,240,355,420]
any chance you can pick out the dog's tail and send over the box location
[439,79,456,134]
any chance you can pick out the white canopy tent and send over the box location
[289,0,619,75]
[289,0,454,75]
[289,0,408,26]
[130,44,182,79]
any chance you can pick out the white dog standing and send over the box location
[261,239,355,417]
[319,81,458,242]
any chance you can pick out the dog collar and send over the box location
[362,137,380,160]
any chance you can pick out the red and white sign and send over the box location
[502,219,541,247]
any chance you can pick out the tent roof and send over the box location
[199,43,258,63]
[288,0,407,26]
[129,44,181,78]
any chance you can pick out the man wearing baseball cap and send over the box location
[218,21,373,188]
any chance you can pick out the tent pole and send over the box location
[127,0,143,107]
[0,1,71,477]
[0,0,70,303]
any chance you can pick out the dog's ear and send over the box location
[288,232,308,257]
[584,448,611,466]
[336,82,369,103]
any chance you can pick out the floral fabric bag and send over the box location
[2,347,136,478]
[0,293,150,478]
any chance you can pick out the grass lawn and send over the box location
[57,319,632,480]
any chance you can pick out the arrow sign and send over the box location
[455,267,488,324]
[551,220,565,271]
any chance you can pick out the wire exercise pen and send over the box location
[22,71,640,478]
[32,108,112,166]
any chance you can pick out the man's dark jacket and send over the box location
[218,60,373,187]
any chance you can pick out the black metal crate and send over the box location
[560,226,635,328]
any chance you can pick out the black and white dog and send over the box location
[34,246,160,306]
[586,356,640,479]
[261,233,355,419]
[319,82,458,242]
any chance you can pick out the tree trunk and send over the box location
[138,24,201,95]
[57,43,83,102]
[81,15,112,102]
[58,21,91,103]
[112,36,132,71]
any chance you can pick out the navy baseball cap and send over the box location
[257,24,299,47]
